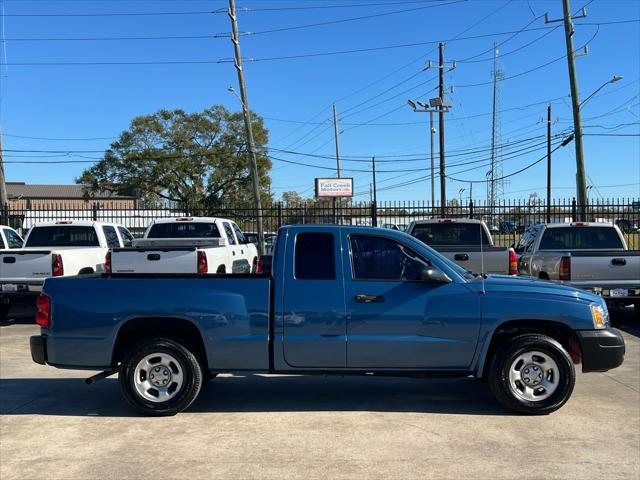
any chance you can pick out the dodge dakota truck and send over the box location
[516,222,640,314]
[0,221,133,318]
[31,225,625,416]
[109,217,258,274]
[406,218,518,275]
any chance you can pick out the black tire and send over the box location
[0,304,10,320]
[488,334,575,415]
[119,337,203,416]
[216,265,226,274]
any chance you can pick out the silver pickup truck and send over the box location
[406,219,518,275]
[516,222,640,315]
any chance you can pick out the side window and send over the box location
[0,232,5,249]
[232,223,246,244]
[223,222,237,245]
[118,227,134,247]
[102,226,119,249]
[5,229,23,248]
[350,235,428,281]
[294,232,335,280]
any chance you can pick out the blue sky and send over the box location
[1,0,639,203]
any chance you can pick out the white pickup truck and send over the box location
[108,217,258,275]
[0,220,134,318]
[406,218,518,275]
[0,225,24,250]
[516,222,640,314]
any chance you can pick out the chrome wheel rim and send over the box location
[133,353,184,403]
[508,350,560,402]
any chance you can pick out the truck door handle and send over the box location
[147,254,161,261]
[2,257,15,263]
[355,294,384,303]
[454,253,469,261]
[611,258,626,266]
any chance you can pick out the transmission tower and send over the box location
[488,42,506,206]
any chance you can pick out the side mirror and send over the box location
[420,267,452,284]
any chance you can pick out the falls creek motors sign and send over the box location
[315,178,354,198]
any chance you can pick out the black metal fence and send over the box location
[3,197,639,249]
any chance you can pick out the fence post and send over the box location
[571,198,577,222]
[469,200,474,219]
[277,202,283,228]
[92,203,99,221]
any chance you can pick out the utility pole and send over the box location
[332,103,341,224]
[372,156,378,227]
[429,111,435,206]
[438,43,446,216]
[228,0,264,255]
[546,0,588,220]
[0,128,7,208]
[546,104,552,223]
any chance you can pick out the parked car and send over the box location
[244,231,277,255]
[499,220,517,234]
[406,218,518,275]
[0,221,133,318]
[516,222,640,315]
[31,225,624,416]
[614,219,639,233]
[109,217,258,275]
[0,225,24,249]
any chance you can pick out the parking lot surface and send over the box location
[1,308,639,480]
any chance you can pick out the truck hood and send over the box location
[466,274,602,303]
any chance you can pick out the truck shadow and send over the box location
[0,375,513,417]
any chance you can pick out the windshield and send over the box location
[539,227,624,249]
[410,222,490,246]
[147,222,221,239]
[26,226,99,247]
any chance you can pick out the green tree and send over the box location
[77,105,271,210]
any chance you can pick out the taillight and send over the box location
[508,249,518,275]
[256,257,264,274]
[36,295,51,328]
[197,250,208,273]
[51,254,64,277]
[105,251,112,274]
[559,256,571,281]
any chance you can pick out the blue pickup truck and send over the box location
[30,225,625,416]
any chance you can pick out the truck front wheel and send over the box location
[119,337,203,416]
[488,334,575,415]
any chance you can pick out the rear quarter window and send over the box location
[539,227,624,249]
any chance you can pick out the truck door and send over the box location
[342,231,480,369]
[282,230,346,368]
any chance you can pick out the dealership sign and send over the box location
[315,178,354,197]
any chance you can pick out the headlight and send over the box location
[590,303,609,329]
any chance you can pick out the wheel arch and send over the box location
[476,319,580,378]
[111,316,209,371]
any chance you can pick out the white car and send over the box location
[0,220,134,318]
[108,217,258,275]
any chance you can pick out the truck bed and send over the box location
[42,274,271,370]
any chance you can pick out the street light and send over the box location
[580,75,623,109]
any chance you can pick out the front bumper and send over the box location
[30,335,47,365]
[577,328,625,372]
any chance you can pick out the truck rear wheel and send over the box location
[119,337,203,416]
[488,334,575,415]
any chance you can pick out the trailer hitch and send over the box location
[85,369,118,385]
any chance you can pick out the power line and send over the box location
[222,1,466,37]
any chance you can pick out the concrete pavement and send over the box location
[1,308,638,480]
